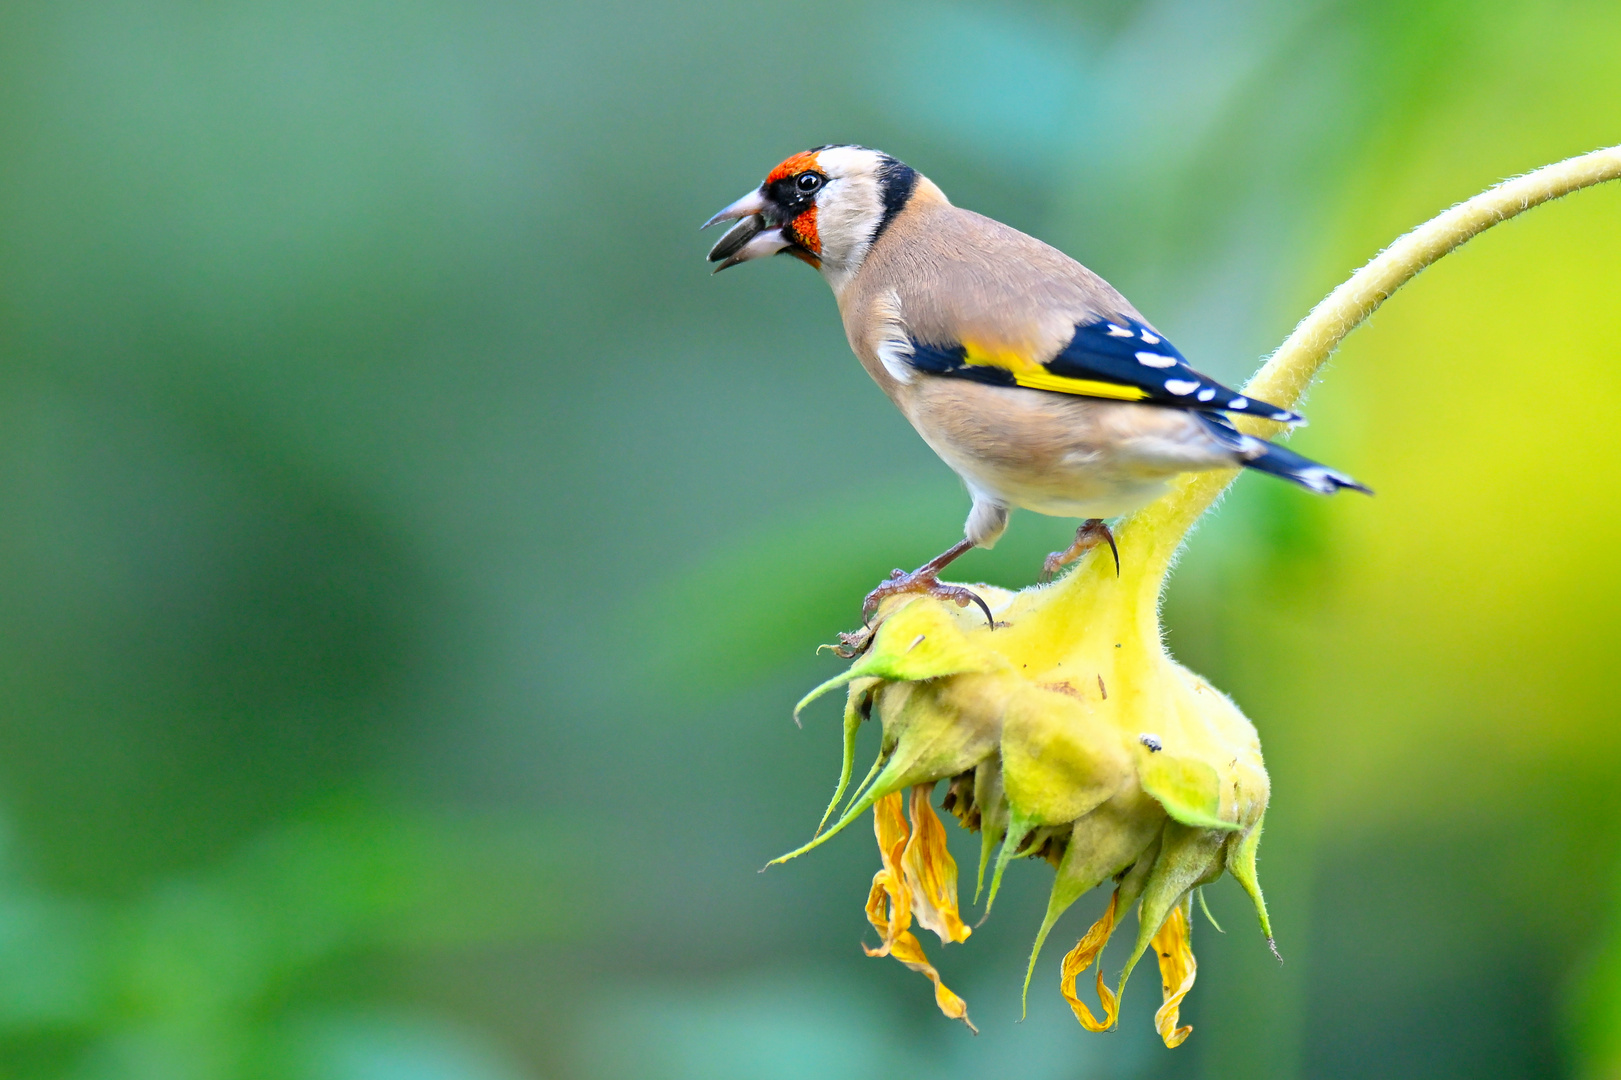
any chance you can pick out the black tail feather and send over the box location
[1197,413,1372,496]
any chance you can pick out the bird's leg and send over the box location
[1041,519,1119,582]
[833,540,995,658]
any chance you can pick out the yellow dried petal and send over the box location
[863,792,912,955]
[888,929,977,1033]
[902,784,971,945]
[860,791,976,1031]
[1152,901,1197,1049]
[1060,890,1120,1032]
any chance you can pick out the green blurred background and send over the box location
[0,0,1617,1076]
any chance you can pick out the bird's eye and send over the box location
[796,172,823,193]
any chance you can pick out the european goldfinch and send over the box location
[704,146,1367,622]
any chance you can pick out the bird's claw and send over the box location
[1041,519,1120,583]
[830,572,991,660]
[829,539,989,659]
[859,567,995,629]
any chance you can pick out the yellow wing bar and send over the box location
[960,342,1151,402]
[1011,370,1150,401]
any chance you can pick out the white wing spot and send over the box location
[1229,397,1249,410]
[1140,330,1161,345]
[1297,467,1335,493]
[1273,410,1296,422]
[1165,379,1199,395]
[1105,323,1134,337]
[873,291,914,384]
[1135,350,1177,368]
[1197,387,1217,402]
[876,339,913,383]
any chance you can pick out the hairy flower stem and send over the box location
[1125,144,1621,572]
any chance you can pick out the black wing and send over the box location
[907,316,1303,424]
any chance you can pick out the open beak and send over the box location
[701,188,769,231]
[703,188,791,272]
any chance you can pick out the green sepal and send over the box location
[1140,755,1241,831]
[972,756,1007,906]
[767,778,887,867]
[840,747,888,824]
[1018,791,1165,1016]
[982,811,1034,918]
[1114,823,1225,1001]
[771,669,1002,867]
[1113,829,1162,926]
[814,680,877,836]
[1225,813,1275,953]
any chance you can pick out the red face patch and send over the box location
[788,205,820,255]
[766,150,821,183]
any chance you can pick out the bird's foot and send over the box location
[860,565,996,630]
[829,539,990,659]
[1040,519,1120,582]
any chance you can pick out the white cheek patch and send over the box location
[816,179,881,270]
[808,146,887,274]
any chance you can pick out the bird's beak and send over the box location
[703,188,791,272]
[701,188,769,231]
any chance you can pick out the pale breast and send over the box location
[904,379,1239,519]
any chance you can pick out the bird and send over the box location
[703,145,1368,631]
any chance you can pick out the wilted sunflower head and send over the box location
[774,526,1272,1047]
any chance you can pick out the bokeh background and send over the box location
[0,0,1618,1076]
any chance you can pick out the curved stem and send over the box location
[1120,144,1621,577]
